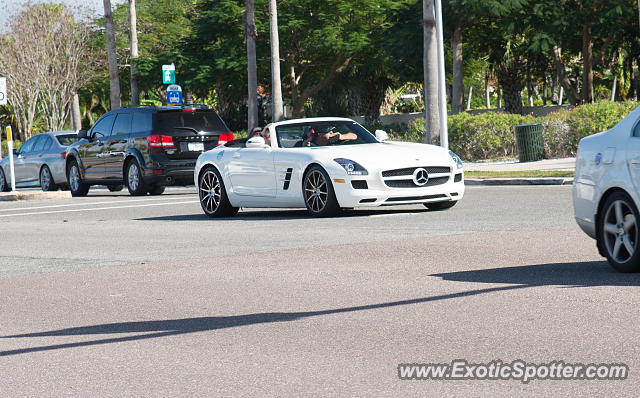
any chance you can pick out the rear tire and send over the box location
[425,200,457,211]
[0,168,9,192]
[40,165,58,191]
[198,166,238,218]
[107,184,124,192]
[598,191,640,272]
[303,165,339,217]
[67,159,90,197]
[125,159,148,196]
[148,185,165,195]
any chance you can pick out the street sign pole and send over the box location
[6,126,16,192]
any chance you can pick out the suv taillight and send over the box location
[148,134,174,147]
[217,132,234,146]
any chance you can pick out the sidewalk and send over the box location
[463,157,575,186]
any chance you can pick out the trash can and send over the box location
[514,123,544,162]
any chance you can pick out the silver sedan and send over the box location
[0,130,79,192]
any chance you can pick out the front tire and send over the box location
[598,191,640,272]
[67,159,90,197]
[40,165,57,191]
[125,159,148,196]
[303,165,339,217]
[425,200,457,211]
[198,166,238,218]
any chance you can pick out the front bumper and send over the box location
[332,172,465,208]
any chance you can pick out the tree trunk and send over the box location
[289,63,299,117]
[497,86,502,109]
[450,23,463,114]
[71,93,82,130]
[559,86,564,105]
[611,73,618,101]
[291,56,351,118]
[423,0,439,144]
[581,23,594,103]
[103,0,121,110]
[128,0,139,105]
[269,0,284,122]
[496,58,524,115]
[245,0,258,130]
[466,85,472,110]
[553,46,579,105]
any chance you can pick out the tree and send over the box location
[129,0,140,105]
[0,4,96,139]
[269,0,284,121]
[103,0,121,110]
[245,0,259,130]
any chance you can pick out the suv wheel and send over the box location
[148,185,165,195]
[125,159,148,196]
[67,159,90,197]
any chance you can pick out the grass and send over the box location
[465,170,574,179]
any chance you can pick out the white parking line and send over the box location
[0,196,194,212]
[0,200,199,218]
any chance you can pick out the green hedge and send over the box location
[368,101,637,161]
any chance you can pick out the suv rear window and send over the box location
[154,110,228,134]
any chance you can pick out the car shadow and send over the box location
[3,260,631,357]
[134,207,431,222]
[430,260,640,287]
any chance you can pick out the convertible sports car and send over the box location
[194,117,464,217]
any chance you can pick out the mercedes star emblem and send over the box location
[412,168,429,186]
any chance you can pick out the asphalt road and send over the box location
[1,186,638,396]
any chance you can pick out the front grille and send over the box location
[385,194,447,202]
[351,180,368,189]
[382,166,450,177]
[384,176,449,188]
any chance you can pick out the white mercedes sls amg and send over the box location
[194,117,464,217]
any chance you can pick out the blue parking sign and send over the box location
[167,84,183,105]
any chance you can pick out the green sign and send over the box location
[162,64,175,85]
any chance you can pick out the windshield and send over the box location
[56,134,80,146]
[275,121,377,148]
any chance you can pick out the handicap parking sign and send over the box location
[166,84,182,105]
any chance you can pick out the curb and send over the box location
[0,190,71,201]
[465,178,573,186]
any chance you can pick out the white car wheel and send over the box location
[303,166,339,217]
[198,166,238,218]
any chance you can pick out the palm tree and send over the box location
[245,0,258,130]
[423,0,439,144]
[103,0,121,110]
[129,0,139,105]
[269,0,284,121]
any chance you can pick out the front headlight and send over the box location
[449,150,463,169]
[334,158,368,176]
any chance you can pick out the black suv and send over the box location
[65,105,232,196]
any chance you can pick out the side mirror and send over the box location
[246,136,269,148]
[12,148,19,156]
[375,129,389,141]
[77,129,89,139]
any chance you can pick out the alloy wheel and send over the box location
[69,165,81,192]
[128,163,140,192]
[40,167,52,191]
[199,169,221,214]
[603,199,638,264]
[304,170,328,213]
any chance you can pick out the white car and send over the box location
[194,117,464,217]
[573,105,640,272]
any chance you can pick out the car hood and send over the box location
[309,142,455,171]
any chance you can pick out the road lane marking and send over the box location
[0,196,195,212]
[0,200,199,218]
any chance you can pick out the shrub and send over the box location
[362,100,638,161]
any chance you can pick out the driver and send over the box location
[303,126,356,146]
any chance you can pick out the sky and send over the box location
[1,0,127,33]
